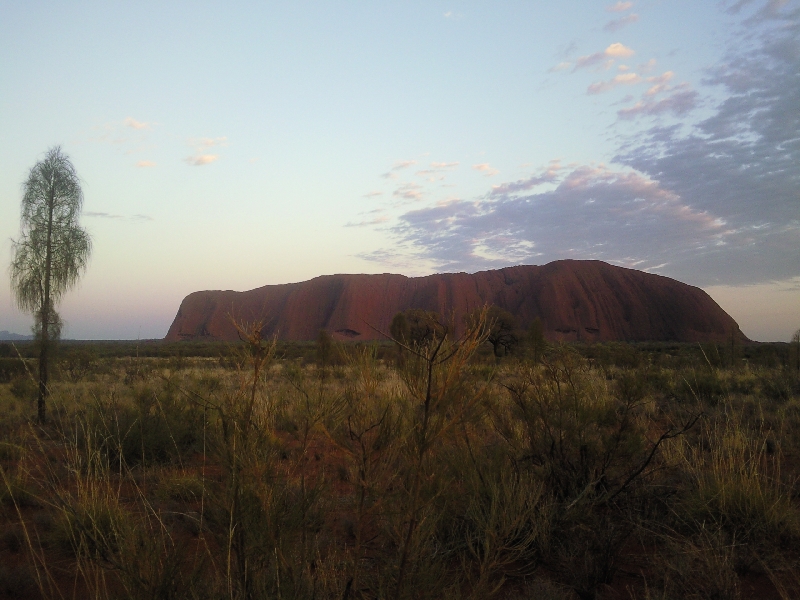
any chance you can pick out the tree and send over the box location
[390,309,447,347]
[792,328,800,375]
[468,305,518,357]
[10,147,92,423]
[527,316,547,364]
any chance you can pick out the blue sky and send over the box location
[1,0,798,341]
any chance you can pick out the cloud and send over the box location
[123,117,151,130]
[84,211,124,220]
[363,190,383,198]
[604,13,639,32]
[369,163,740,276]
[606,42,636,58]
[346,215,390,227]
[84,211,153,222]
[392,159,417,170]
[606,1,634,12]
[617,85,699,118]
[473,163,499,176]
[136,160,156,168]
[381,172,399,180]
[191,136,227,149]
[430,161,459,168]
[393,182,424,201]
[185,154,219,166]
[490,160,563,196]
[587,72,642,94]
[549,61,572,72]
[360,1,800,288]
[573,43,635,70]
[644,71,675,95]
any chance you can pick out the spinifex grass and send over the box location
[0,334,798,599]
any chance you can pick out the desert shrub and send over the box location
[77,382,203,467]
[0,563,37,599]
[655,528,742,600]
[496,348,700,599]
[9,373,36,401]
[57,347,98,382]
[666,406,800,558]
[760,372,793,402]
[678,368,726,404]
[0,357,29,383]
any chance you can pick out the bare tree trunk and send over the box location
[38,184,55,424]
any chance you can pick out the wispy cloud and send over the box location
[430,161,459,168]
[604,13,639,32]
[346,214,390,227]
[606,1,634,12]
[549,61,573,72]
[84,211,154,222]
[136,160,156,168]
[644,71,675,95]
[393,182,424,201]
[573,43,635,71]
[473,163,499,176]
[123,117,151,130]
[617,85,698,119]
[191,136,227,149]
[185,154,219,166]
[392,159,417,170]
[363,190,383,198]
[365,8,800,287]
[587,72,642,94]
[84,211,124,220]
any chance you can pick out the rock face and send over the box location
[165,260,746,343]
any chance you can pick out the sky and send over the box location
[1,0,798,342]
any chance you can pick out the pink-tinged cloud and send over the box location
[185,154,219,166]
[345,215,390,227]
[617,86,698,119]
[587,72,642,94]
[573,43,635,70]
[606,1,634,12]
[124,117,150,130]
[430,161,459,168]
[490,160,562,196]
[191,136,227,149]
[136,160,156,168]
[473,163,499,176]
[644,71,675,96]
[606,42,635,58]
[392,159,417,170]
[549,61,572,72]
[393,182,424,201]
[647,71,674,84]
[604,13,639,32]
[363,190,383,198]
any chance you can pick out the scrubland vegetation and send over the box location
[1,320,799,599]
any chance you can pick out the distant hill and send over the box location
[0,330,33,341]
[165,260,747,344]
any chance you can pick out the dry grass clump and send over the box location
[0,330,798,599]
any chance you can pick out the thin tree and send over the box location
[10,147,92,423]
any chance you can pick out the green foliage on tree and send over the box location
[9,147,92,423]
